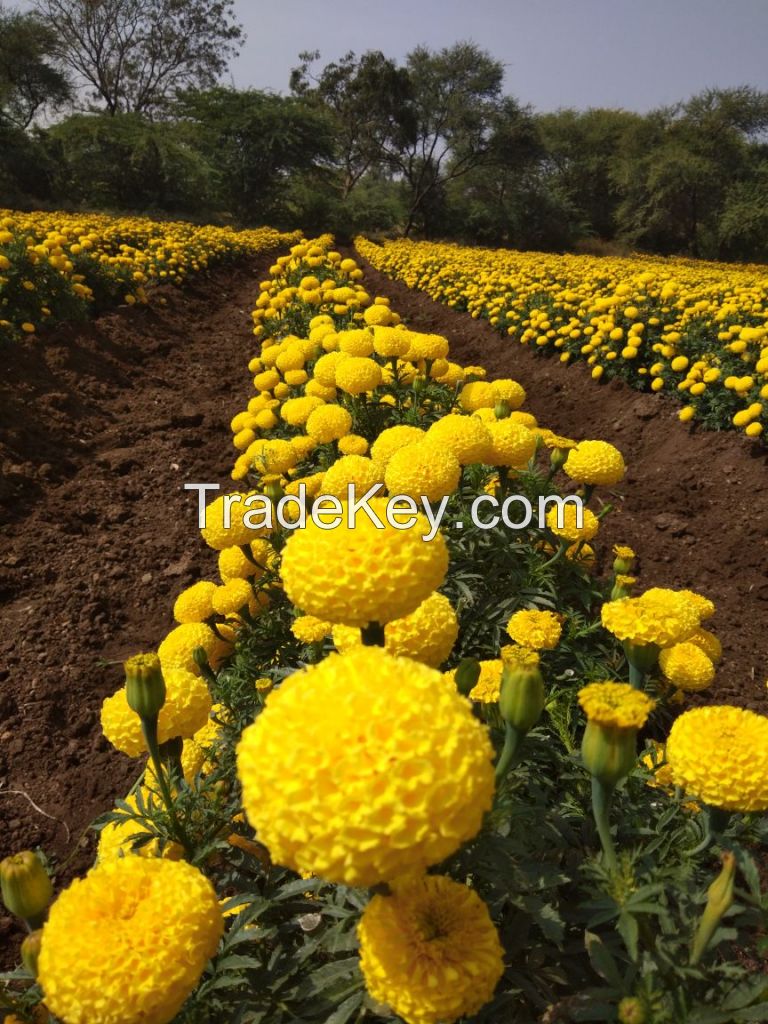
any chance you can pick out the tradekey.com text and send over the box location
[185,483,585,543]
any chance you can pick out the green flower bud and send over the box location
[412,375,427,393]
[124,652,166,721]
[550,446,569,472]
[690,851,736,965]
[0,851,53,925]
[611,575,637,601]
[454,658,481,697]
[494,400,510,420]
[21,929,43,977]
[613,550,636,575]
[581,720,638,787]
[499,662,544,733]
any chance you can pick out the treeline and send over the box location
[2,0,768,259]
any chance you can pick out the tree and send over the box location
[0,5,71,128]
[174,88,335,223]
[290,49,413,199]
[32,0,243,115]
[377,42,507,236]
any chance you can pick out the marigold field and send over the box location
[1,223,767,1024]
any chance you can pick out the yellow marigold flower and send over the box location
[678,589,715,621]
[667,706,768,811]
[490,377,526,410]
[466,659,504,703]
[370,424,425,467]
[358,873,504,1024]
[613,544,636,561]
[321,454,383,500]
[601,588,701,648]
[659,642,716,692]
[218,539,273,582]
[506,609,562,650]
[537,430,576,450]
[97,790,184,863]
[486,419,537,467]
[406,330,450,362]
[335,356,382,395]
[38,858,223,1024]
[313,350,348,386]
[306,403,353,443]
[385,441,461,503]
[372,325,410,358]
[101,668,212,756]
[248,439,297,475]
[364,304,395,327]
[578,682,655,730]
[546,504,599,543]
[291,614,331,644]
[337,328,375,356]
[158,622,229,675]
[236,647,494,885]
[426,414,492,465]
[686,627,723,664]
[563,440,626,486]
[280,497,448,626]
[200,493,268,550]
[173,581,217,623]
[458,380,495,412]
[280,395,324,426]
[338,433,369,456]
[211,578,254,616]
[332,592,458,668]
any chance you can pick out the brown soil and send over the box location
[356,251,768,710]
[0,255,273,965]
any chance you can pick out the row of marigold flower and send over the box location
[3,235,767,1024]
[354,236,768,440]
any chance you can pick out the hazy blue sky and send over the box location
[223,0,768,111]
[14,0,768,112]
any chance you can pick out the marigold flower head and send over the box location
[313,350,348,387]
[321,454,383,500]
[465,659,504,703]
[337,433,369,456]
[458,381,495,412]
[678,589,715,621]
[291,614,332,644]
[280,497,448,626]
[358,873,504,1024]
[406,331,450,362]
[200,493,269,550]
[38,858,223,1024]
[305,403,353,444]
[686,626,723,664]
[337,328,375,357]
[370,424,426,467]
[280,395,324,426]
[426,414,492,466]
[385,441,461,503]
[563,440,626,486]
[490,377,526,410]
[578,682,655,730]
[373,326,411,358]
[335,356,382,395]
[659,642,715,692]
[546,504,599,543]
[667,706,768,811]
[485,419,537,468]
[236,647,494,885]
[101,668,212,756]
[506,609,562,650]
[601,588,701,648]
[248,439,298,475]
[173,581,217,624]
[158,622,229,675]
[218,539,274,582]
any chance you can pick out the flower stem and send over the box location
[141,717,192,858]
[494,722,524,781]
[591,777,618,870]
[628,663,646,690]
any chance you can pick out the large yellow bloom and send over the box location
[38,858,223,1024]
[506,609,562,650]
[358,873,504,1024]
[666,706,768,812]
[236,647,495,886]
[578,682,655,730]
[563,440,626,486]
[279,497,448,626]
[601,588,701,648]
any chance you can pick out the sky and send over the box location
[12,0,768,112]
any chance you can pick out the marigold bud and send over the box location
[618,996,646,1024]
[498,663,544,733]
[581,720,638,787]
[550,446,569,472]
[454,657,481,697]
[124,652,166,720]
[0,852,53,924]
[690,851,736,965]
[21,929,43,977]
[494,400,510,420]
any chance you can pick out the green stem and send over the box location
[539,539,568,571]
[591,777,618,870]
[141,717,192,858]
[494,722,524,781]
[628,663,646,690]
